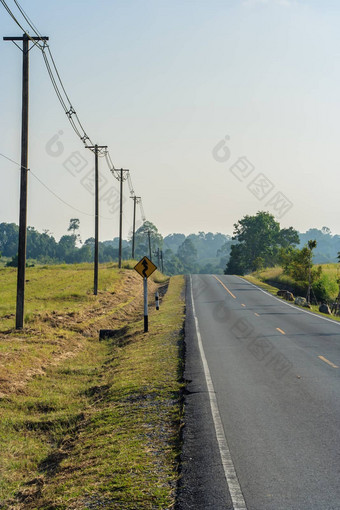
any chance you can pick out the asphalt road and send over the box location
[177,274,340,510]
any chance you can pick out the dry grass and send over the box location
[244,264,340,321]
[0,264,184,509]
[0,264,149,396]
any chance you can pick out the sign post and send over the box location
[134,256,157,333]
[144,277,148,332]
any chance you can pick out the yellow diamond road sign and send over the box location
[134,256,157,279]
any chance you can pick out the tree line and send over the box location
[224,211,340,303]
[0,219,230,275]
[1,214,340,277]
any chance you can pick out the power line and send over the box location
[13,0,43,39]
[28,168,122,222]
[0,151,114,220]
[1,1,94,148]
[30,170,95,218]
[0,0,45,49]
[139,198,146,222]
[105,149,117,176]
[1,2,137,179]
[1,1,147,221]
[41,48,94,146]
[2,1,150,329]
[127,172,135,197]
[0,151,24,167]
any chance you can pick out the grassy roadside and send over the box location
[241,274,281,296]
[0,264,185,509]
[242,272,340,322]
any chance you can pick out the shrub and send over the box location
[312,273,338,302]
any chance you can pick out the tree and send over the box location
[278,227,300,249]
[163,249,184,275]
[253,256,265,272]
[225,211,299,275]
[187,232,229,260]
[133,221,163,260]
[217,239,233,270]
[225,244,247,274]
[163,233,186,253]
[308,239,317,252]
[0,223,18,257]
[27,227,57,260]
[177,238,198,273]
[281,242,321,286]
[68,218,80,234]
[99,243,118,263]
[76,244,92,263]
[299,228,334,263]
[57,235,77,263]
[68,218,81,244]
[84,237,95,246]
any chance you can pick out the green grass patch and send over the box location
[0,264,185,509]
[0,263,121,332]
[243,272,340,322]
[241,274,281,296]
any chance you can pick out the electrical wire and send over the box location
[41,49,94,146]
[0,151,26,168]
[105,150,118,180]
[1,1,147,222]
[13,0,43,39]
[3,2,122,163]
[127,172,135,197]
[45,45,94,146]
[30,170,96,217]
[0,0,46,49]
[139,198,146,222]
[2,0,95,149]
[0,151,114,220]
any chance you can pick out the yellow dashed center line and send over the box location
[318,356,339,368]
[241,304,246,307]
[276,328,286,335]
[254,313,260,317]
[213,275,237,299]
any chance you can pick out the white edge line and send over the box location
[239,277,340,327]
[190,276,247,510]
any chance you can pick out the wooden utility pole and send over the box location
[131,195,140,260]
[118,169,129,268]
[307,239,317,305]
[144,277,148,332]
[4,33,49,329]
[86,144,107,295]
[148,230,152,261]
[160,250,164,273]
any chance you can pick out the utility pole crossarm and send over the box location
[3,36,49,41]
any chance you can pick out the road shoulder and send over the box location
[176,275,234,510]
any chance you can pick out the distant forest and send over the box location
[1,219,340,275]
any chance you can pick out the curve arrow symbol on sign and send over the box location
[134,256,157,279]
[142,259,148,278]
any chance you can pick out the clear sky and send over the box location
[1,0,340,242]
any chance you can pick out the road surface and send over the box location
[177,274,340,510]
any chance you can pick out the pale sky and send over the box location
[1,0,340,242]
